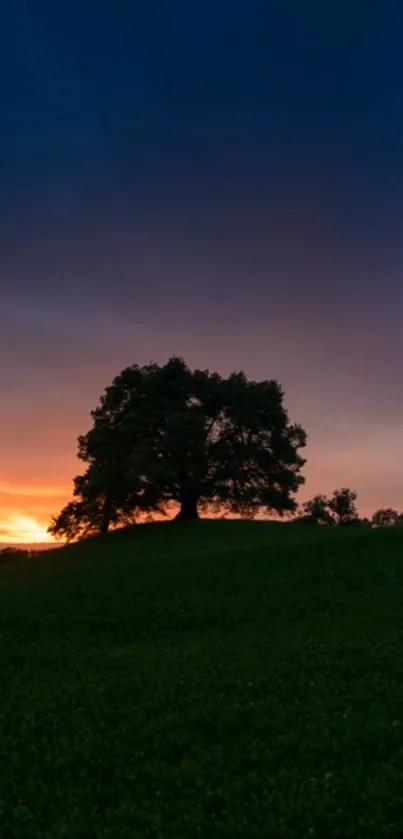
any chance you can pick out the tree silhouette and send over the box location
[49,357,307,540]
[328,487,359,525]
[49,456,163,541]
[371,508,400,528]
[298,488,359,526]
[301,494,334,525]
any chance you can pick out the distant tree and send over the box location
[297,488,360,526]
[372,508,400,528]
[328,487,359,526]
[49,356,307,540]
[300,494,334,525]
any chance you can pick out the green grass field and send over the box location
[1,521,403,838]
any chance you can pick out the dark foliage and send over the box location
[300,494,334,525]
[372,508,401,528]
[298,487,359,526]
[49,357,307,540]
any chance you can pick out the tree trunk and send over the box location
[100,496,112,535]
[175,494,200,520]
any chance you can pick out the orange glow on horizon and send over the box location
[0,454,402,545]
[0,482,67,499]
[0,513,56,545]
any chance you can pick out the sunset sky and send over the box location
[1,2,403,543]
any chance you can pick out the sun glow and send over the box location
[0,514,55,545]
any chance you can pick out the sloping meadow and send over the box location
[1,521,403,838]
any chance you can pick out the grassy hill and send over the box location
[1,521,403,838]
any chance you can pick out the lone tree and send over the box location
[49,357,307,540]
[372,508,400,528]
[328,487,359,525]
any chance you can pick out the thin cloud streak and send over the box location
[0,482,68,499]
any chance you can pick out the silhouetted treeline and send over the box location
[296,491,403,528]
[46,355,402,543]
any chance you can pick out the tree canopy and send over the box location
[300,494,334,526]
[328,487,359,525]
[49,357,307,540]
[299,487,359,526]
[371,508,401,528]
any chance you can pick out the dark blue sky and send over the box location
[1,0,403,538]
